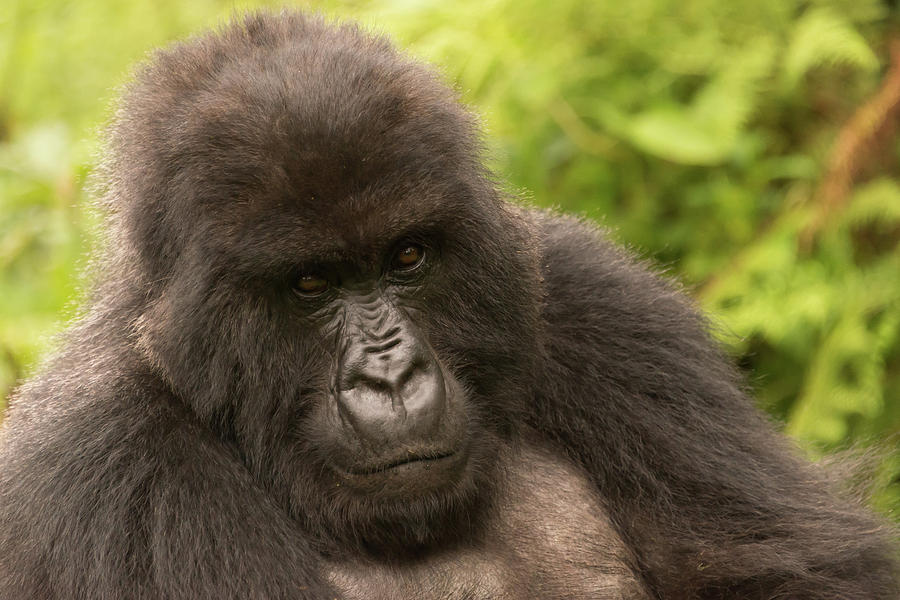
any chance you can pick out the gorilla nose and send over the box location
[336,340,447,446]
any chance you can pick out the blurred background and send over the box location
[0,0,898,517]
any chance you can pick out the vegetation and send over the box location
[1,0,898,516]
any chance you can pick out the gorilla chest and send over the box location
[327,446,650,599]
[329,544,647,600]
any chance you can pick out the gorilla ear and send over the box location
[132,272,225,411]
[133,288,186,387]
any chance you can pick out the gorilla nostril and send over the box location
[364,337,401,354]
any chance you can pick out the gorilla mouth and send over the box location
[329,446,470,496]
[347,451,457,475]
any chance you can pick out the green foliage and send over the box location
[1,0,898,516]
[782,7,880,91]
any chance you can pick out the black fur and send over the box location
[0,11,896,600]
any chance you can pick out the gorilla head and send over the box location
[111,13,541,550]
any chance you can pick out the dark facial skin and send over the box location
[0,10,896,600]
[299,243,460,470]
[287,237,488,550]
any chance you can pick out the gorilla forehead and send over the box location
[228,192,461,273]
[111,13,489,272]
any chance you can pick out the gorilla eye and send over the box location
[295,274,329,296]
[392,244,424,271]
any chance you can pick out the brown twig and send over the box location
[699,37,900,301]
[800,38,900,251]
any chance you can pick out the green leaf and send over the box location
[609,37,777,165]
[782,8,879,91]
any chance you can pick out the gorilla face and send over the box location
[299,242,470,494]
[120,17,544,551]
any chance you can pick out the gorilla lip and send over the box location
[329,446,470,497]
[343,450,458,476]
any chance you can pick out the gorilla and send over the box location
[0,11,896,600]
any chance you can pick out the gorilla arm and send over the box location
[531,213,898,600]
[0,354,334,600]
